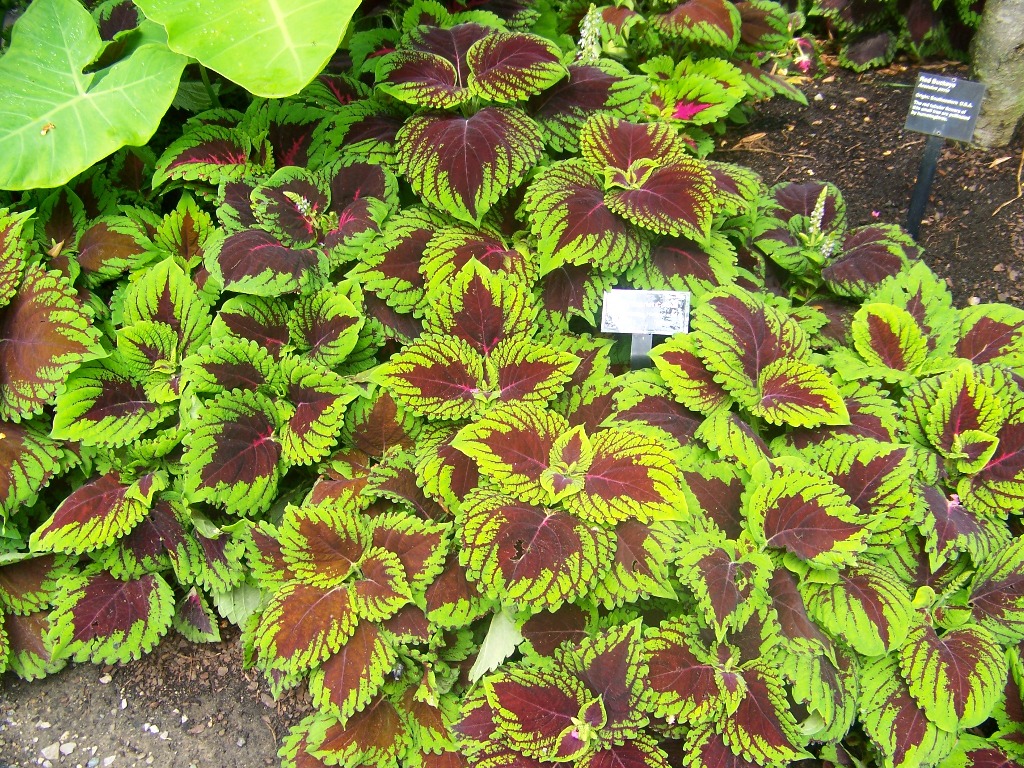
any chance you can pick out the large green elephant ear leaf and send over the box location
[0,0,187,190]
[135,0,360,98]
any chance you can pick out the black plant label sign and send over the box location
[904,73,986,143]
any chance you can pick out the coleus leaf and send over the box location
[744,460,869,568]
[748,357,850,428]
[900,622,1008,732]
[608,370,703,447]
[0,419,65,522]
[562,620,649,741]
[821,224,920,299]
[845,302,931,385]
[420,224,534,299]
[627,229,738,298]
[364,447,449,522]
[250,167,330,248]
[206,228,326,297]
[212,295,291,359]
[74,215,151,288]
[580,114,689,175]
[969,539,1024,644]
[452,401,567,505]
[425,551,494,629]
[0,208,31,309]
[652,332,732,415]
[377,334,487,421]
[99,498,200,583]
[371,511,449,592]
[279,356,356,466]
[181,389,282,516]
[681,460,746,540]
[0,264,104,421]
[4,610,64,681]
[720,662,807,765]
[642,614,727,723]
[252,582,357,675]
[594,520,679,608]
[152,124,265,188]
[309,621,395,722]
[537,263,616,330]
[651,0,742,49]
[677,539,773,641]
[957,304,1024,367]
[521,159,648,274]
[396,107,543,225]
[51,356,174,446]
[277,501,369,589]
[459,488,613,609]
[466,31,568,103]
[920,485,1008,571]
[695,409,771,473]
[801,561,914,657]
[604,157,719,241]
[351,548,413,622]
[172,587,221,643]
[307,697,409,766]
[180,337,279,396]
[0,554,68,615]
[525,60,648,154]
[416,425,481,515]
[490,337,580,405]
[30,472,165,555]
[48,569,174,665]
[343,388,422,459]
[484,665,590,759]
[860,654,958,768]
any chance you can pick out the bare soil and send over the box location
[2,56,1023,768]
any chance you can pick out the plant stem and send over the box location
[199,65,222,110]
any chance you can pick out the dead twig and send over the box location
[992,142,1024,217]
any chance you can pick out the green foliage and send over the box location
[2,2,1024,768]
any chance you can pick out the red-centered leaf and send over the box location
[378,50,468,108]
[211,229,323,296]
[467,31,566,103]
[218,180,258,231]
[587,740,672,768]
[310,696,407,765]
[746,465,867,567]
[32,472,161,555]
[921,484,1005,568]
[424,552,491,629]
[310,621,394,721]
[771,181,843,227]
[76,220,148,283]
[266,108,320,169]
[526,61,645,153]
[485,666,587,757]
[49,570,174,665]
[720,664,803,765]
[249,521,296,588]
[636,233,733,295]
[523,159,647,274]
[613,383,704,446]
[597,519,678,607]
[570,622,646,735]
[580,114,686,173]
[0,264,103,420]
[684,724,760,768]
[860,655,958,768]
[182,390,281,516]
[681,545,761,634]
[735,0,789,49]
[396,107,543,224]
[521,604,589,656]
[683,465,745,540]
[173,587,219,642]
[429,265,530,355]
[214,296,290,358]
[347,391,419,459]
[325,160,390,211]
[0,554,62,615]
[0,419,64,520]
[252,175,327,248]
[352,549,412,621]
[371,513,447,589]
[900,623,1007,731]
[278,503,367,589]
[460,489,612,609]
[605,158,718,240]
[253,583,356,674]
[421,225,530,296]
[653,334,732,416]
[960,421,1024,516]
[153,125,258,187]
[751,357,848,428]
[367,449,448,521]
[822,224,919,298]
[5,609,60,680]
[643,617,721,722]
[538,264,614,326]
[768,569,829,648]
[493,338,579,405]
[653,0,741,47]
[417,426,481,509]
[566,427,682,525]
[969,540,1024,643]
[378,334,484,420]
[281,362,352,466]
[957,305,1024,364]
[0,209,30,308]
[381,603,430,643]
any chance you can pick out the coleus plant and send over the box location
[3,4,1024,768]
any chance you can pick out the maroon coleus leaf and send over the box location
[218,180,259,230]
[309,696,407,765]
[526,61,643,153]
[114,500,197,579]
[684,724,761,768]
[651,0,741,48]
[734,0,789,49]
[640,234,732,293]
[960,421,1024,516]
[214,295,290,358]
[460,489,612,608]
[173,587,219,642]
[485,666,588,757]
[381,603,431,643]
[396,107,543,224]
[49,570,174,664]
[921,484,1005,567]
[253,583,357,674]
[581,115,686,174]
[251,174,328,248]
[347,390,420,459]
[0,419,64,521]
[520,603,589,656]
[37,187,83,257]
[377,24,490,107]
[76,219,149,284]
[719,664,804,765]
[262,102,323,168]
[211,228,325,296]
[822,224,920,298]
[153,125,260,187]
[643,616,723,722]
[680,545,763,634]
[0,264,103,420]
[842,31,897,70]
[371,513,448,589]
[0,209,30,309]
[492,339,578,405]
[957,307,1024,364]
[351,549,412,621]
[565,622,647,737]
[771,181,843,228]
[586,739,672,768]
[96,0,139,40]
[538,264,614,326]
[0,554,63,615]
[432,268,526,355]
[682,466,745,540]
[466,31,566,103]
[969,540,1024,644]
[366,450,449,521]
[31,472,160,555]
[325,160,391,211]
[5,609,60,678]
[310,621,393,719]
[768,569,830,648]
[424,552,492,629]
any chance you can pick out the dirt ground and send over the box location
[2,58,1022,768]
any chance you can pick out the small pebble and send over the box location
[99,674,112,685]
[968,296,981,306]
[813,93,823,102]
[103,758,117,767]
[237,737,247,747]
[42,742,61,760]
[120,699,127,710]
[60,742,77,755]
[88,760,100,768]
[37,721,52,730]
